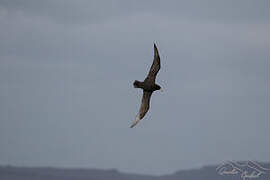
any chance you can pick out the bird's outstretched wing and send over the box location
[130,91,152,128]
[145,43,161,82]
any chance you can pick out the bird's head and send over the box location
[155,84,163,92]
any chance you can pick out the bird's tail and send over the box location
[130,115,140,128]
[133,80,140,88]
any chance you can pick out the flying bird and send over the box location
[130,43,162,128]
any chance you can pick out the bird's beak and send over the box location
[160,88,163,92]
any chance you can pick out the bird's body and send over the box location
[130,43,162,128]
[133,79,160,92]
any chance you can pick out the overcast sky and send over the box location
[0,0,270,175]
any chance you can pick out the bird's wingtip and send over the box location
[153,43,159,57]
[130,116,140,128]
[130,121,138,128]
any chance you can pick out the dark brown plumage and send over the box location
[130,43,162,128]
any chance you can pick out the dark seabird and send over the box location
[130,43,162,128]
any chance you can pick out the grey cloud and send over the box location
[0,0,270,175]
[1,0,270,24]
